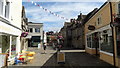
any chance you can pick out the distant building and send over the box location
[59,22,72,47]
[71,13,86,49]
[60,13,86,49]
[28,22,43,47]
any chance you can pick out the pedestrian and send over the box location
[43,43,47,53]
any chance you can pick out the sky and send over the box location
[22,0,107,32]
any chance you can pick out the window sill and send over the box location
[100,50,113,56]
[0,15,10,23]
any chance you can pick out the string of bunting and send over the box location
[28,0,69,20]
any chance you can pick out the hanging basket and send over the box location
[21,32,28,37]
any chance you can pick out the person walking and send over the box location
[43,43,47,53]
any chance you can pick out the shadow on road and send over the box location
[41,52,117,68]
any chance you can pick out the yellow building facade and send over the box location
[85,2,120,67]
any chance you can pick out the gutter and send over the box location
[109,2,116,67]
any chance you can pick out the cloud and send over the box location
[22,2,104,31]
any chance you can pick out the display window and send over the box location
[116,27,120,57]
[100,30,113,53]
[11,36,17,55]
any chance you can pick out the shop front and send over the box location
[28,36,41,47]
[86,32,100,55]
[0,20,22,65]
[86,25,113,62]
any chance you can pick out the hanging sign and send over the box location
[88,25,95,30]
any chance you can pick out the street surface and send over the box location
[8,46,116,68]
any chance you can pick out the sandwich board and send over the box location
[57,52,65,64]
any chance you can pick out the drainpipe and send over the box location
[109,2,116,67]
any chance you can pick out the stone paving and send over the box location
[24,46,56,66]
[8,46,117,68]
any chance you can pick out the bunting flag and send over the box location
[28,0,69,21]
[28,0,30,2]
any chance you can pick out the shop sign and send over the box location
[88,25,95,30]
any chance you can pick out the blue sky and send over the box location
[22,1,106,32]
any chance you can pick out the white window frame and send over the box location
[0,0,4,16]
[4,1,10,19]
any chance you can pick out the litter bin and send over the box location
[57,52,65,64]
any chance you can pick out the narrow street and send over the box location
[1,0,120,68]
[8,46,116,68]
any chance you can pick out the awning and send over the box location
[25,35,32,39]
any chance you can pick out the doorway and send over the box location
[93,32,100,56]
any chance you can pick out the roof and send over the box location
[83,2,108,24]
[28,22,43,24]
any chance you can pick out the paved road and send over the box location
[42,52,116,68]
[8,46,117,68]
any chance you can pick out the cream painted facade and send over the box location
[85,2,120,67]
[0,0,22,66]
[28,22,43,47]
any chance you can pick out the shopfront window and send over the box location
[87,35,92,48]
[31,36,41,46]
[116,27,120,57]
[1,35,10,53]
[118,3,120,14]
[11,36,16,55]
[101,30,113,53]
[92,34,96,48]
